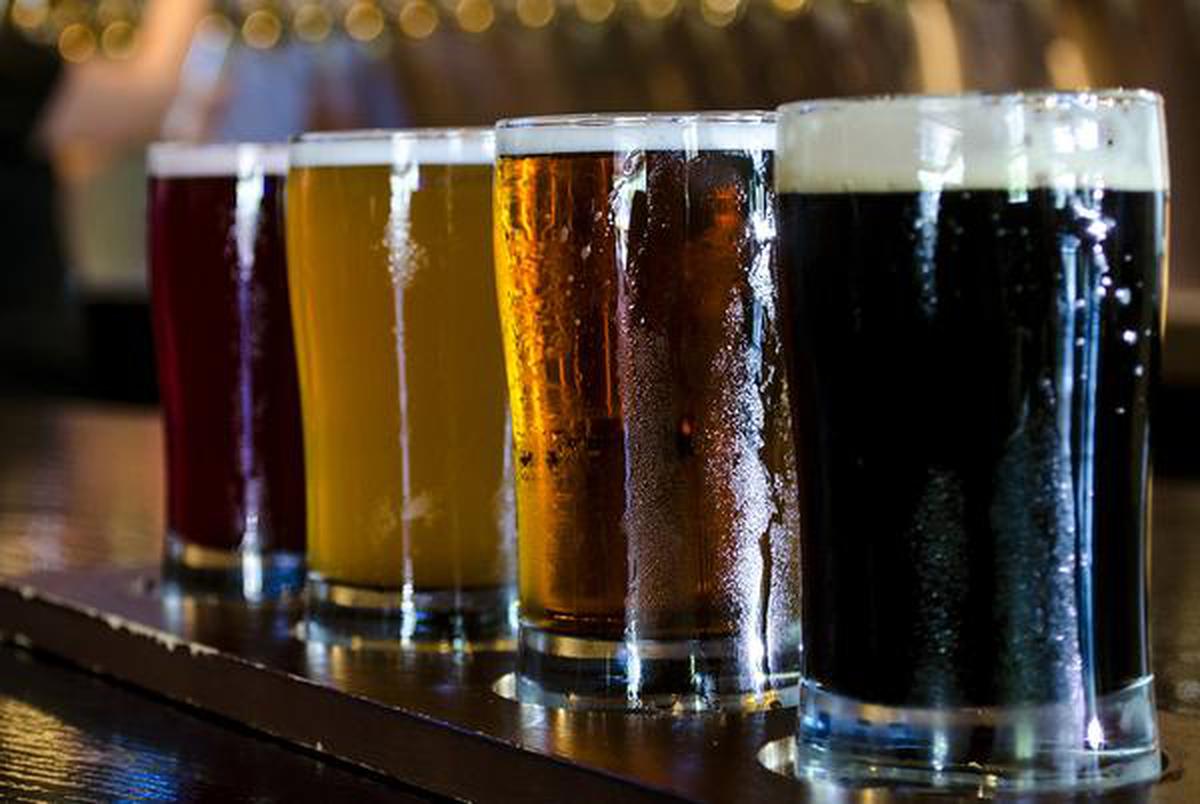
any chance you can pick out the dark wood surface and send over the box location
[0,403,439,802]
[0,644,433,802]
[0,400,1199,802]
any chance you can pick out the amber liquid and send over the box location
[494,150,799,647]
[286,162,512,592]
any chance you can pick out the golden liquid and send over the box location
[286,162,512,590]
[494,151,801,649]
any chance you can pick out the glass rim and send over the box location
[778,88,1163,118]
[147,141,288,178]
[291,126,494,144]
[495,111,776,157]
[496,110,776,130]
[289,127,495,168]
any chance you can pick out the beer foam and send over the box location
[776,91,1168,194]
[289,128,494,168]
[147,142,288,177]
[496,113,775,156]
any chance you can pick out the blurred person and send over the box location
[209,34,406,142]
[0,0,214,395]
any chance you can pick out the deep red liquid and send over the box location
[148,174,305,555]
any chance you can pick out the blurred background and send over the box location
[1,0,1198,465]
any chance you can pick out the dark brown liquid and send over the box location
[778,187,1166,707]
[495,149,799,657]
[149,174,305,556]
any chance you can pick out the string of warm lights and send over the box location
[2,0,834,60]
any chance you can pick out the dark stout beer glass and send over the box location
[494,113,800,710]
[776,92,1168,791]
[148,143,305,600]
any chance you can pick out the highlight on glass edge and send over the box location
[775,90,1168,792]
[148,142,306,602]
[493,112,801,711]
[285,128,516,649]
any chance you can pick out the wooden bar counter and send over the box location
[0,401,1197,801]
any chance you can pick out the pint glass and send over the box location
[494,113,800,710]
[286,129,514,646]
[148,143,305,600]
[776,92,1167,790]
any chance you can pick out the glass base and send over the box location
[793,677,1161,794]
[302,574,516,651]
[161,534,304,602]
[511,624,798,712]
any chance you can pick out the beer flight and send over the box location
[146,91,1168,794]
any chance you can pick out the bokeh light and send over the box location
[455,0,494,34]
[399,0,439,38]
[576,0,615,24]
[11,0,50,32]
[242,9,282,50]
[100,20,137,59]
[770,0,808,17]
[700,0,738,27]
[58,22,96,63]
[345,1,386,42]
[516,0,555,29]
[636,0,678,22]
[294,2,334,43]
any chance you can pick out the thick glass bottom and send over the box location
[162,534,304,602]
[793,677,1161,794]
[302,574,516,651]
[511,624,798,712]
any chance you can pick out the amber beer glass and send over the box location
[494,114,800,709]
[287,129,514,646]
[776,92,1168,791]
[148,143,305,600]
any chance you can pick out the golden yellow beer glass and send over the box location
[286,129,514,646]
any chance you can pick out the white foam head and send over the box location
[147,142,288,178]
[289,128,494,168]
[777,91,1168,194]
[496,112,776,156]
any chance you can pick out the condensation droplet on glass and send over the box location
[1122,330,1138,345]
[1075,337,1086,347]
[1134,364,1145,377]
[1124,253,1134,263]
[1115,406,1127,416]
[580,244,591,260]
[558,225,569,243]
[1101,275,1113,288]
[1115,287,1132,305]
[1075,298,1088,309]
